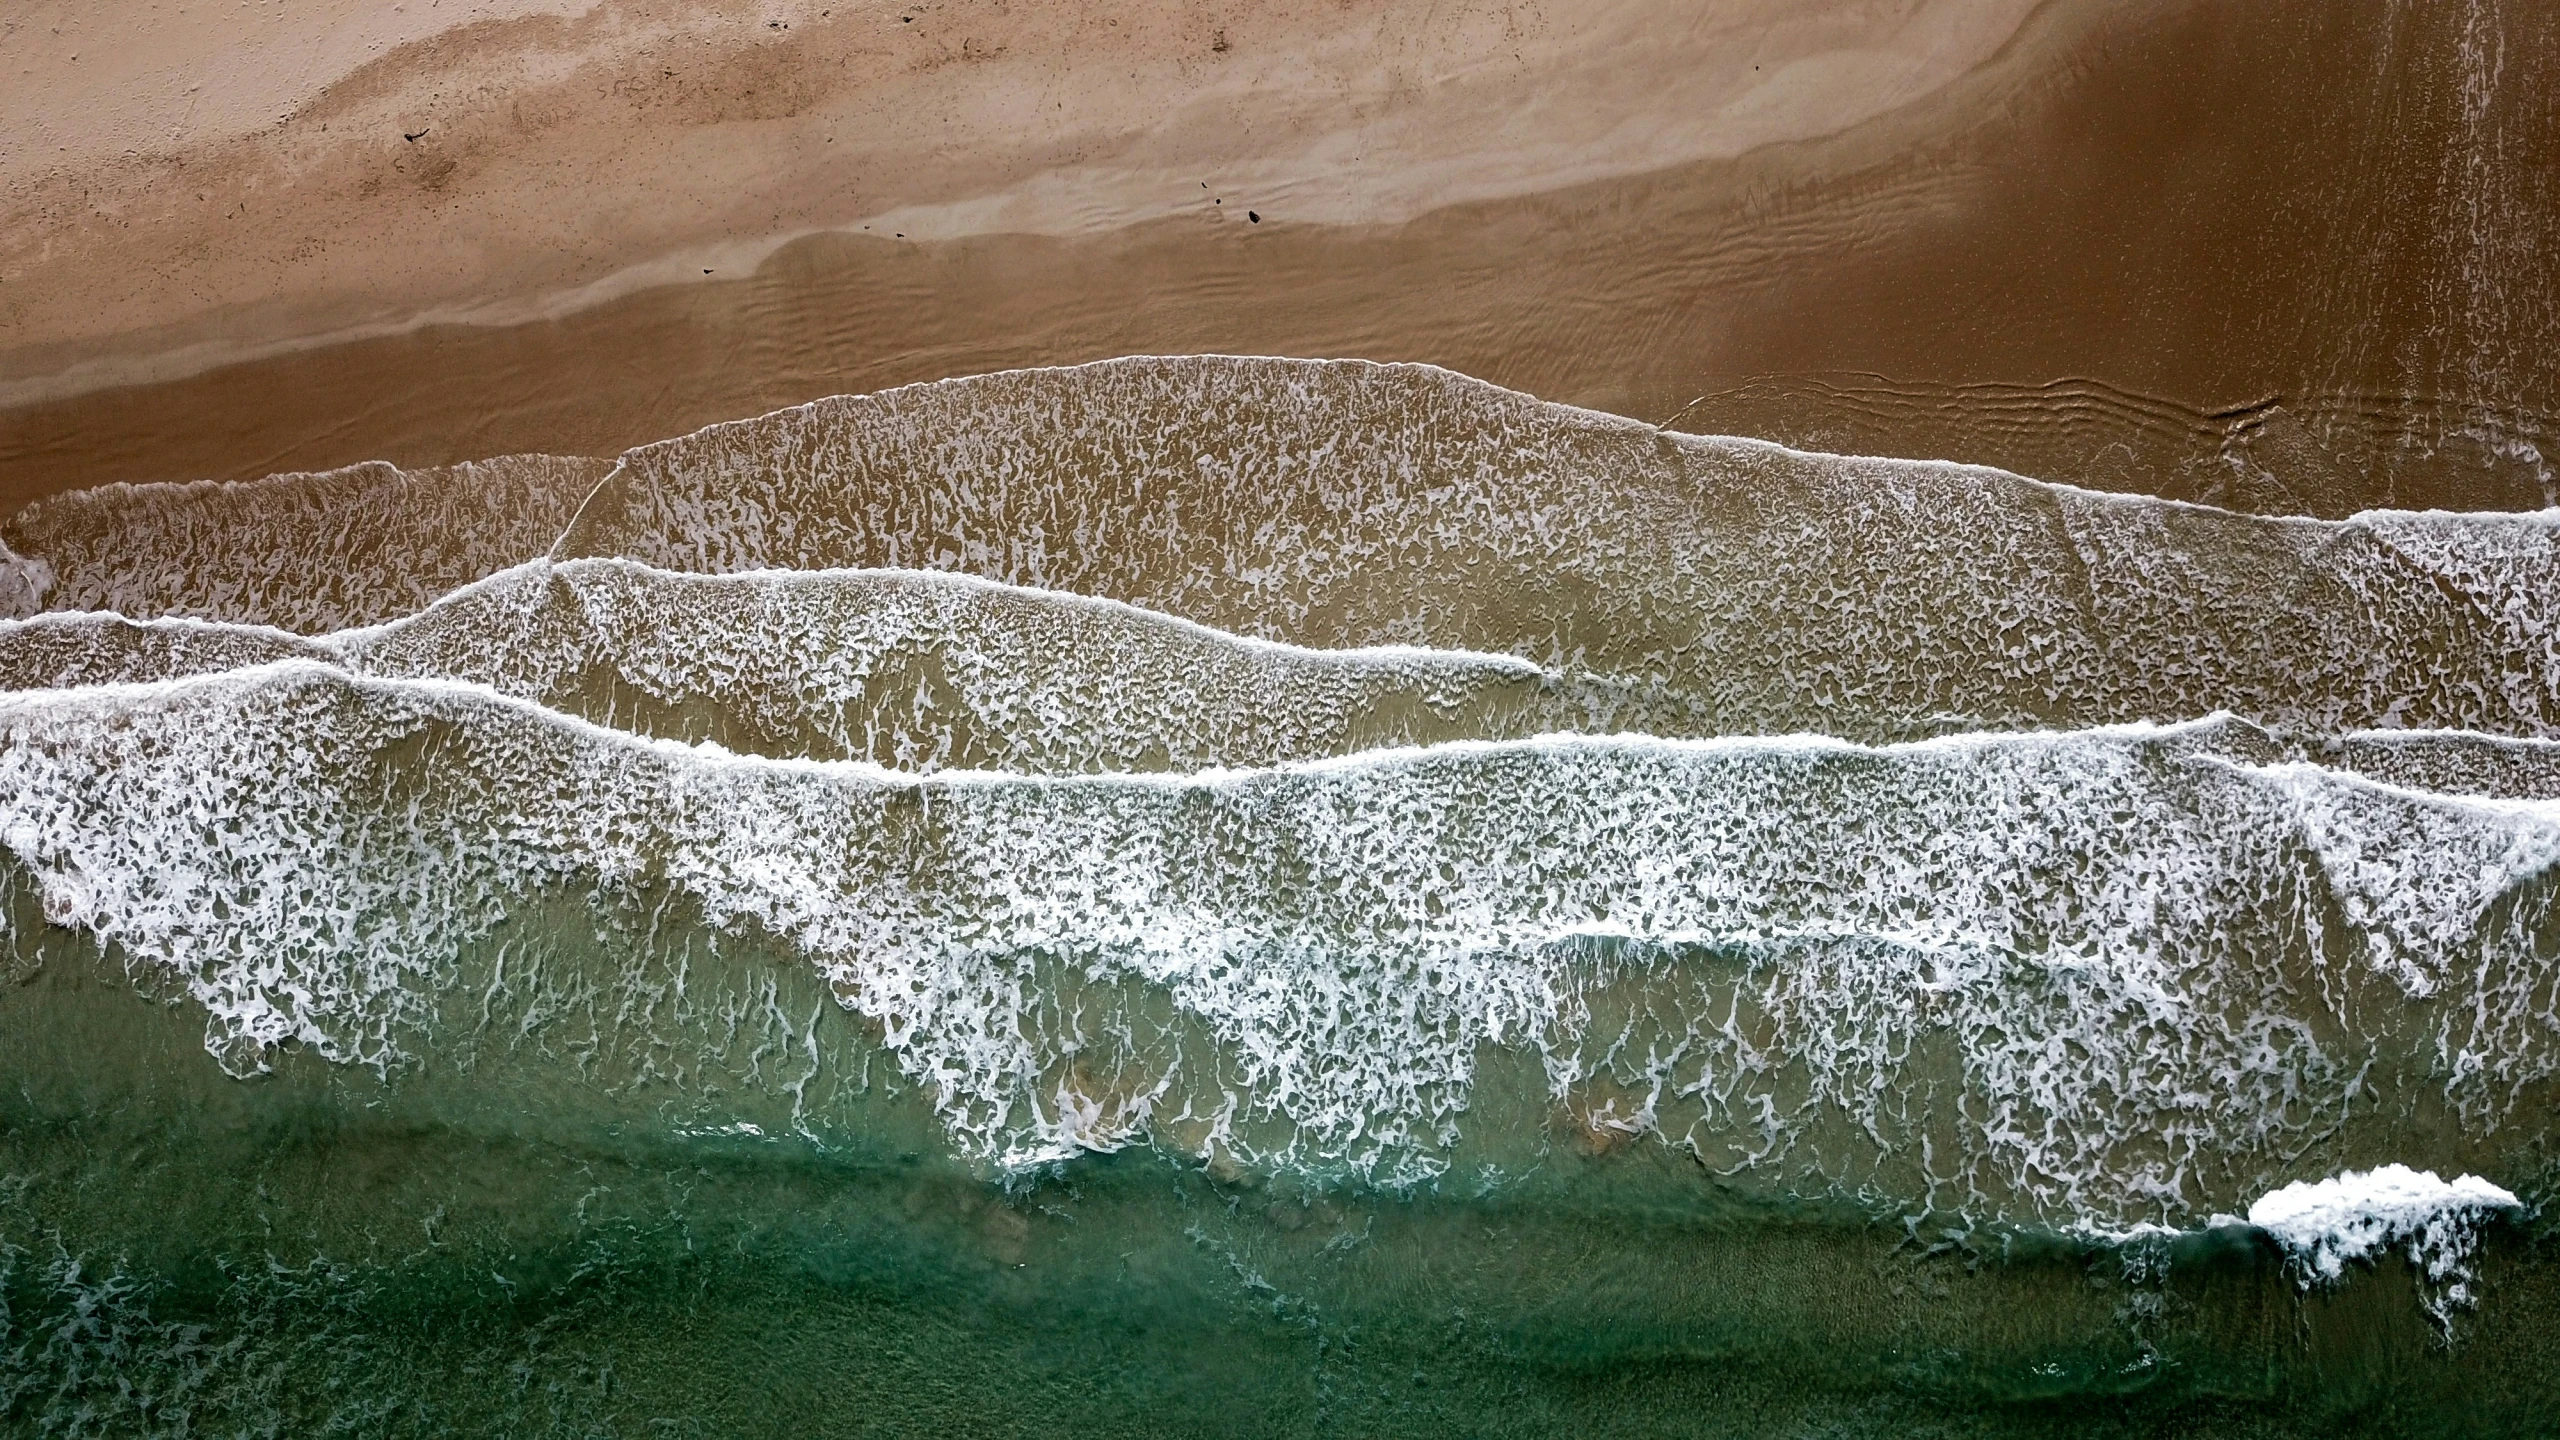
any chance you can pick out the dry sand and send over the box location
[2,0,2554,510]
[3,0,601,173]
[0,0,2042,396]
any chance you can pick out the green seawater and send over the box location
[5,907,2554,1439]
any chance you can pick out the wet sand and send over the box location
[3,0,2555,512]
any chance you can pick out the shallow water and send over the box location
[3,358,2556,1436]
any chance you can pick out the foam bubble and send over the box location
[2250,1163,2523,1280]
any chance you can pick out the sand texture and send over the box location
[5,0,2553,510]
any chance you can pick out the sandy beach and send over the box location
[11,8,2560,1435]
[3,0,2554,508]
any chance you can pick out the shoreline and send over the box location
[3,0,2553,518]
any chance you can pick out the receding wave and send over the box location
[0,561,1598,771]
[1677,374,2559,517]
[350,560,1594,771]
[0,611,332,691]
[0,453,608,631]
[558,357,2560,741]
[15,553,2560,781]
[10,360,2556,754]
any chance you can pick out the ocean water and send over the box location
[3,358,2556,1436]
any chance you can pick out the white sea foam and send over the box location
[0,612,332,692]
[344,560,1587,772]
[2322,729,2560,801]
[3,664,2556,1230]
[3,356,2555,1264]
[9,360,2558,748]
[2249,1164,2523,1283]
[0,539,53,614]
[16,547,2560,783]
[2248,1164,2524,1325]
[547,356,2560,742]
[0,560,1604,772]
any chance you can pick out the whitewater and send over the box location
[2,358,2553,1435]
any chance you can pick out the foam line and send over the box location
[16,546,2560,783]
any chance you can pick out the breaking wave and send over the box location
[3,661,2555,1229]
[2,357,2553,1382]
[0,453,608,631]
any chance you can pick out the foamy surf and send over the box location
[11,523,2560,771]
[555,359,2560,740]
[3,356,2555,1433]
[9,362,2560,749]
[0,453,609,631]
[3,662,2553,1230]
